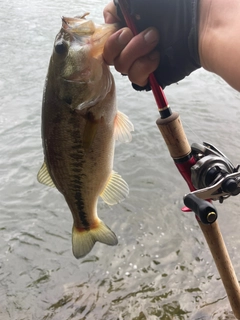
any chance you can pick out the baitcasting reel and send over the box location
[184,142,240,224]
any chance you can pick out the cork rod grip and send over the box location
[156,112,191,159]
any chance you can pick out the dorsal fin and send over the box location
[100,171,129,205]
[37,162,56,188]
[114,111,134,143]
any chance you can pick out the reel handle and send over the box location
[183,193,217,224]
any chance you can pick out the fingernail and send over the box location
[144,28,158,44]
[118,29,132,45]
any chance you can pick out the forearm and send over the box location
[199,0,240,91]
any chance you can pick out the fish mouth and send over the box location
[61,14,95,35]
[61,14,118,48]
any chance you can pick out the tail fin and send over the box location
[72,221,118,259]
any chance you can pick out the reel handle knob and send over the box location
[222,178,238,194]
[184,193,218,224]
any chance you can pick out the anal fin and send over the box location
[100,171,129,205]
[37,162,56,188]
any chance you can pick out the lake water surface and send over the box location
[1,0,240,319]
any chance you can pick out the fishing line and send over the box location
[180,117,205,143]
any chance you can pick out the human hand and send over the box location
[103,2,160,90]
[103,0,201,90]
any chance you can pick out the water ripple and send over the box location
[0,0,240,319]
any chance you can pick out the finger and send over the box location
[103,2,120,24]
[128,50,160,87]
[103,28,134,65]
[114,27,159,75]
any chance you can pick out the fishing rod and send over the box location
[116,0,240,318]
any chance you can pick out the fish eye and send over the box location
[54,40,68,55]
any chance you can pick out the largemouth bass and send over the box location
[38,14,134,259]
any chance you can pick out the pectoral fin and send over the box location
[100,171,129,205]
[37,162,56,188]
[114,111,134,143]
[83,120,99,151]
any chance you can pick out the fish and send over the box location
[37,14,134,259]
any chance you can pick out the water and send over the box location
[0,0,240,319]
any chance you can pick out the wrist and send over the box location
[198,0,240,91]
